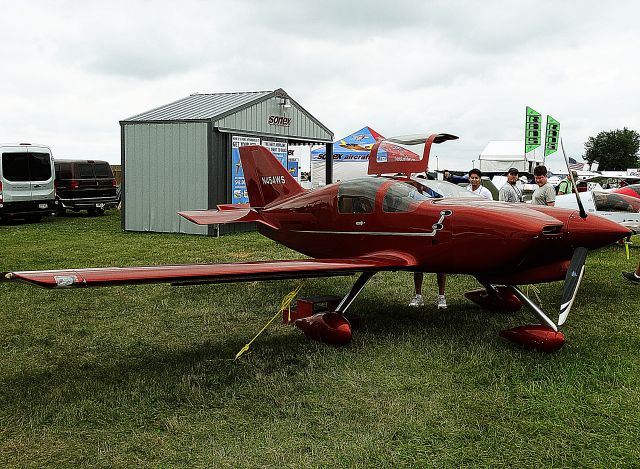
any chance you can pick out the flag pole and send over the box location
[560,137,587,218]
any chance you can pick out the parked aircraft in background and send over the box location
[2,134,630,352]
[555,186,640,233]
[611,184,640,199]
[582,175,640,191]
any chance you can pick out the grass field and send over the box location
[1,211,639,467]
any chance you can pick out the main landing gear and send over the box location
[294,272,375,346]
[295,247,588,352]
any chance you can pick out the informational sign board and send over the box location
[544,115,560,156]
[524,106,542,153]
[287,160,299,178]
[261,140,288,168]
[232,135,260,204]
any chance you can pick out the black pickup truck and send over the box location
[54,160,119,215]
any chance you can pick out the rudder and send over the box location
[239,145,305,208]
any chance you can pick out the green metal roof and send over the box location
[123,90,272,121]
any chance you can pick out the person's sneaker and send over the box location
[622,271,640,284]
[409,294,424,307]
[437,295,447,309]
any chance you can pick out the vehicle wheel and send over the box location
[87,208,97,216]
[56,205,66,216]
[96,208,105,215]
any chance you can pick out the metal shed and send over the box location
[120,89,333,235]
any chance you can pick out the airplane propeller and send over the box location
[558,247,588,326]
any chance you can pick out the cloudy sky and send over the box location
[2,0,639,170]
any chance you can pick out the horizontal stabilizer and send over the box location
[1,256,406,289]
[178,207,276,228]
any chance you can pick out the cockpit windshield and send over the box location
[409,177,479,199]
[337,178,386,214]
[382,181,430,212]
[336,176,478,215]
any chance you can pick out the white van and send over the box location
[0,143,56,221]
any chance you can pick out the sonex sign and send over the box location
[268,115,291,127]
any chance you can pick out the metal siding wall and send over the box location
[178,123,208,234]
[215,97,331,141]
[149,124,160,229]
[124,124,147,230]
[123,122,207,235]
[172,124,184,231]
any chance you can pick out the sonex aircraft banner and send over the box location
[311,126,384,186]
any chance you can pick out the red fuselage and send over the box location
[254,178,629,285]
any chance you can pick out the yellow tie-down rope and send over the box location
[235,281,305,360]
[625,239,631,260]
[525,284,542,306]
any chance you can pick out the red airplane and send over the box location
[1,134,631,351]
[611,183,640,199]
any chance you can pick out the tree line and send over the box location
[584,127,640,171]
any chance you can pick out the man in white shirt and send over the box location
[499,167,524,202]
[466,168,493,200]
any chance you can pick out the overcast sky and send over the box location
[2,0,639,171]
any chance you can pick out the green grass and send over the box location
[1,211,639,467]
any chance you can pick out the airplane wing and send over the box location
[1,254,415,289]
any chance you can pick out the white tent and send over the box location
[478,140,544,173]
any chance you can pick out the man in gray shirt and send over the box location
[531,165,555,206]
[499,167,523,202]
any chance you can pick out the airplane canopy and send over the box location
[368,133,459,176]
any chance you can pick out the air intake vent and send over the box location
[542,224,563,235]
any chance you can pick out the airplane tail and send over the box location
[239,145,305,208]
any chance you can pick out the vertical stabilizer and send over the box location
[239,145,305,208]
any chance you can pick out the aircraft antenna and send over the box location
[560,138,587,219]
